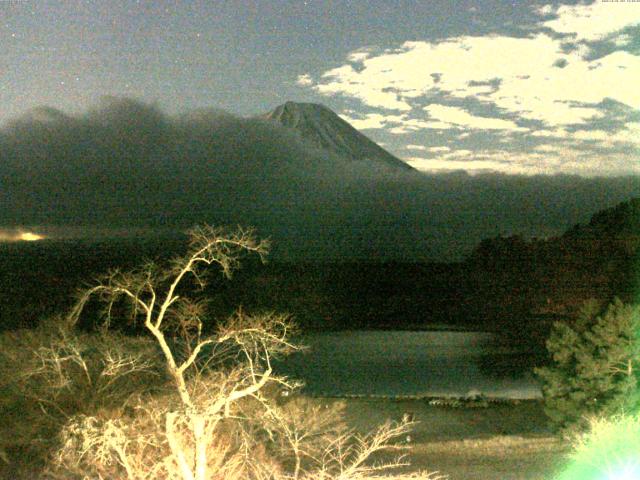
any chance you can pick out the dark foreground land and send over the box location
[0,395,568,480]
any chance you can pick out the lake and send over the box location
[277,330,541,399]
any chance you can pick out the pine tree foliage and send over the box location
[535,298,640,434]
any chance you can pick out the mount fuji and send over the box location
[262,101,415,172]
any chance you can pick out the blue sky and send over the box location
[2,0,640,176]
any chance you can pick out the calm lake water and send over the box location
[277,330,541,399]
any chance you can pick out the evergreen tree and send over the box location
[535,298,640,434]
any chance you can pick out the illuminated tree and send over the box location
[33,225,428,480]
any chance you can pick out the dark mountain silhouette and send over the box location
[262,101,415,171]
[564,197,640,239]
[465,197,640,322]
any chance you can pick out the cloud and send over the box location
[572,129,611,141]
[303,33,627,126]
[534,144,561,153]
[338,112,390,130]
[529,122,640,148]
[424,105,527,131]
[347,49,374,62]
[390,121,454,134]
[569,122,640,150]
[540,2,640,41]
[613,34,633,47]
[530,128,570,138]
[407,149,521,174]
[405,140,640,176]
[495,49,640,124]
[406,144,427,151]
[537,4,554,16]
[443,149,474,157]
[315,62,413,111]
[611,122,640,144]
[294,4,640,176]
[406,157,515,174]
[390,116,449,133]
[340,111,456,133]
[296,74,314,86]
[406,146,584,175]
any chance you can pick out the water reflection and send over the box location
[277,330,541,399]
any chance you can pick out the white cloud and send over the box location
[406,144,427,150]
[541,1,640,41]
[339,112,435,132]
[494,49,640,124]
[534,144,561,153]
[530,128,570,138]
[303,32,640,128]
[405,149,548,174]
[443,149,473,158]
[406,146,640,176]
[572,129,611,141]
[421,121,456,130]
[296,74,313,86]
[339,112,389,130]
[611,122,640,144]
[537,4,554,16]
[425,104,527,131]
[614,33,633,47]
[428,146,450,152]
[529,123,640,148]
[540,123,640,146]
[316,64,412,111]
[341,113,453,134]
[295,2,640,176]
[348,50,373,62]
[407,157,513,173]
[395,116,446,131]
[388,118,453,134]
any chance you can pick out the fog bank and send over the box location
[2,98,638,260]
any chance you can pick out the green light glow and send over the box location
[605,462,640,480]
[555,414,640,480]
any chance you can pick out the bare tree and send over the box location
[33,225,441,479]
[67,225,271,406]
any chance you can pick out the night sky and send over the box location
[3,0,639,175]
[1,1,639,259]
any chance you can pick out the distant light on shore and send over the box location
[18,232,44,241]
[0,229,46,242]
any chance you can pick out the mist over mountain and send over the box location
[1,97,639,261]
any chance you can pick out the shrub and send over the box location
[0,319,166,475]
[535,298,640,435]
